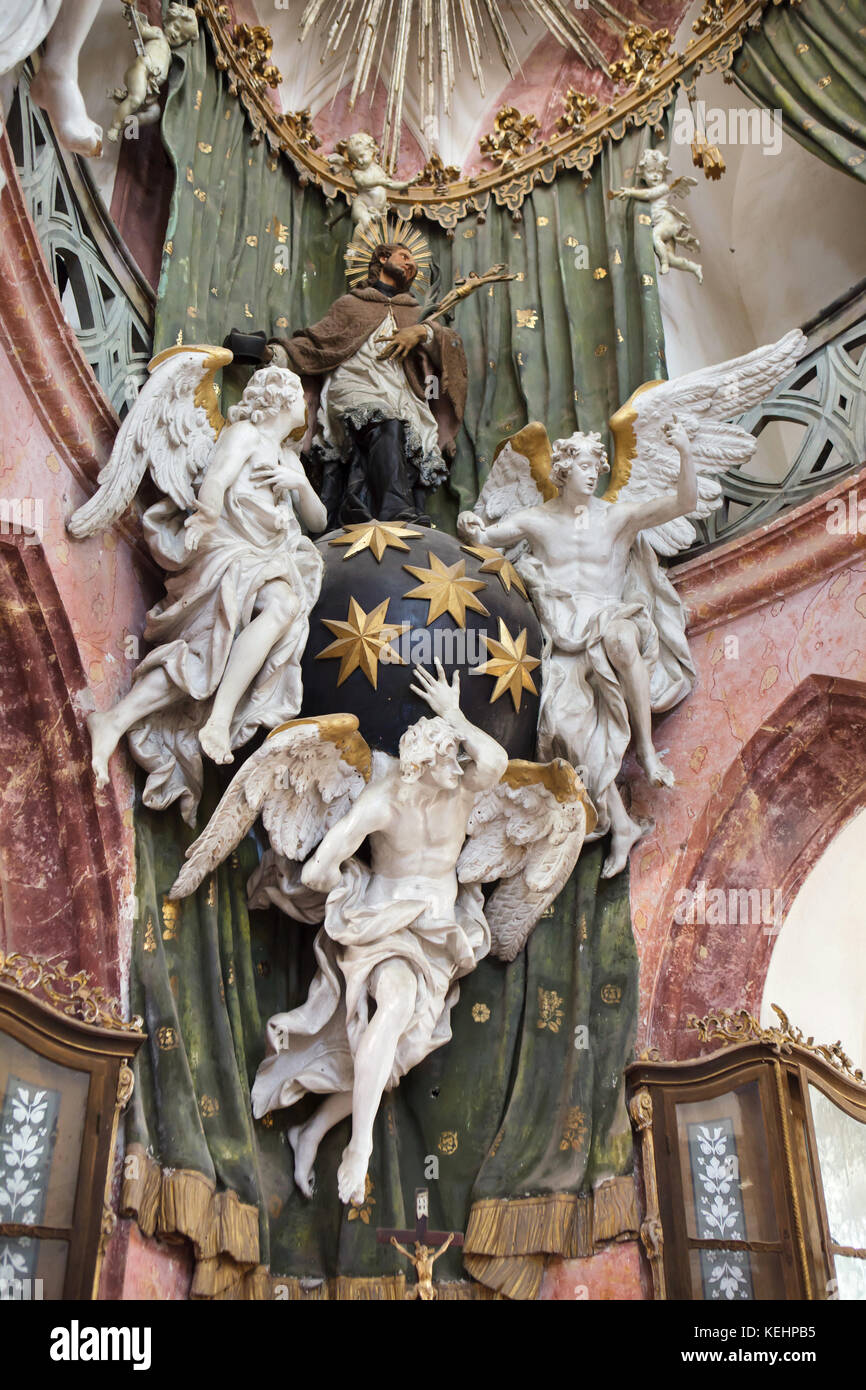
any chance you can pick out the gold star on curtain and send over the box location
[461,543,529,600]
[472,618,540,711]
[329,520,423,562]
[402,552,490,627]
[316,597,404,688]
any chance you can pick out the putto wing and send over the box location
[67,345,232,539]
[457,759,596,962]
[169,715,371,899]
[603,329,806,556]
[458,421,556,530]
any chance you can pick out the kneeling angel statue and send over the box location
[170,662,594,1204]
[68,349,327,823]
[458,330,806,877]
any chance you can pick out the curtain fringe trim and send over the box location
[465,1176,639,1261]
[122,1147,636,1300]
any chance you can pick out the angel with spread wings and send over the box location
[610,147,703,283]
[458,330,806,878]
[68,348,327,823]
[169,661,593,1205]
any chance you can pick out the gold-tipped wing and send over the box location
[457,758,595,961]
[170,715,371,900]
[67,344,231,539]
[602,329,807,556]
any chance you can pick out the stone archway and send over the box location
[644,673,866,1058]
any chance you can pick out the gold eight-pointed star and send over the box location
[329,520,423,562]
[316,597,405,689]
[472,618,540,711]
[402,551,490,628]
[461,542,529,600]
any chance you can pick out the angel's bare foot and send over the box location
[288,1123,317,1199]
[639,749,675,789]
[87,709,120,788]
[602,820,644,878]
[199,717,234,765]
[337,1143,369,1206]
[30,67,103,157]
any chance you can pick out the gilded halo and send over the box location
[345,215,432,291]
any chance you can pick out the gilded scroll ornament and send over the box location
[688,1004,865,1082]
[0,950,144,1033]
[556,89,601,134]
[479,107,541,165]
[231,24,282,89]
[608,26,674,90]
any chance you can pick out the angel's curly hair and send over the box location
[227,366,306,436]
[398,717,460,783]
[550,430,609,488]
[637,147,670,179]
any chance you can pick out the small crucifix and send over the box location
[376,1188,464,1301]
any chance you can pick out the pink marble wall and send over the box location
[541,1240,650,1301]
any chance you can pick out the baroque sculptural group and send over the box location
[1,0,807,1212]
[61,208,804,1202]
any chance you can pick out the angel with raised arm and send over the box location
[458,331,806,878]
[169,662,593,1205]
[68,350,327,823]
[611,147,702,283]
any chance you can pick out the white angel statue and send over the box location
[326,132,416,246]
[458,330,806,878]
[169,661,593,1204]
[610,147,703,282]
[68,347,328,823]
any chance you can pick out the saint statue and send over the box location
[229,226,467,528]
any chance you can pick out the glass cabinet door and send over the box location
[808,1084,866,1300]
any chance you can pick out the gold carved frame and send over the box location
[0,953,144,1299]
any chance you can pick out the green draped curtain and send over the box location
[126,793,638,1300]
[732,0,866,181]
[153,27,668,530]
[122,20,670,1299]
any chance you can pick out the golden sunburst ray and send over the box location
[402,551,490,628]
[329,520,424,562]
[345,214,432,289]
[460,542,529,600]
[472,618,541,712]
[315,597,405,688]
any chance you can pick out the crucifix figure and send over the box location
[376,1188,464,1301]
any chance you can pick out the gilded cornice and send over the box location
[194,0,792,228]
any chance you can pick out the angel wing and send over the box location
[602,328,806,555]
[169,715,372,900]
[463,420,555,529]
[669,175,698,199]
[457,759,596,962]
[67,344,232,539]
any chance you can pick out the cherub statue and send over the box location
[107,2,198,143]
[390,1234,455,1301]
[68,350,327,823]
[611,147,703,283]
[458,331,806,877]
[169,662,593,1204]
[326,132,416,246]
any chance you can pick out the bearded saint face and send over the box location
[372,244,418,292]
